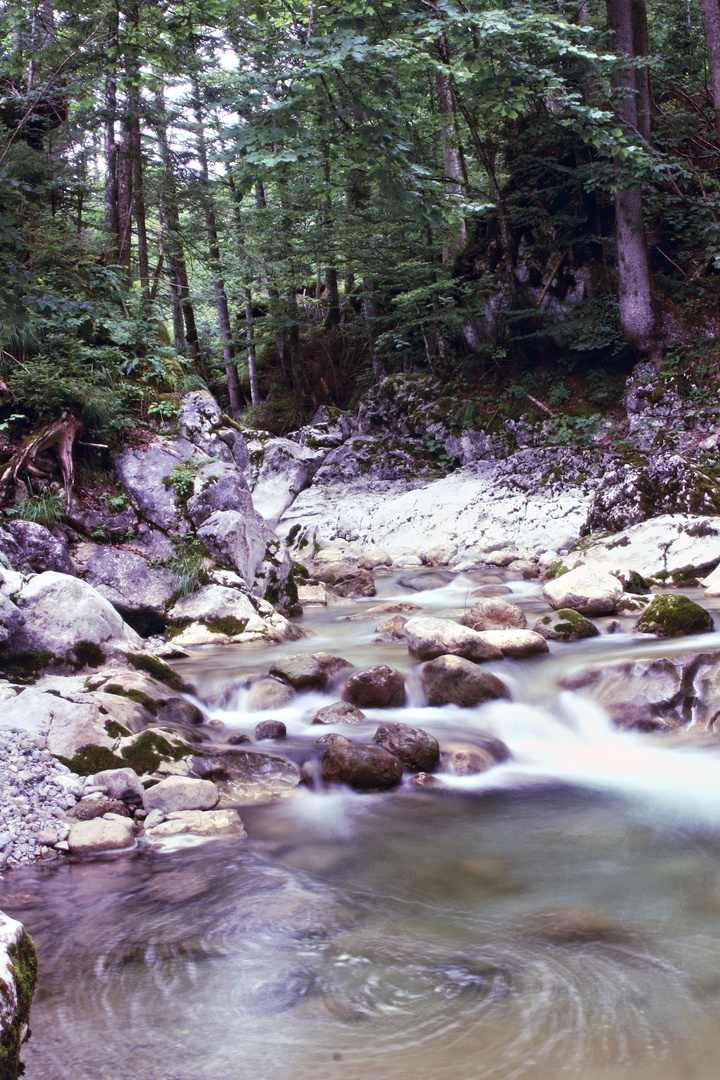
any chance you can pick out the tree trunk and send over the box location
[124,2,149,297]
[103,4,119,260]
[325,266,341,327]
[607,0,658,352]
[245,288,258,405]
[701,0,720,143]
[117,124,133,271]
[435,62,466,262]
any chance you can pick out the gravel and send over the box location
[0,729,82,869]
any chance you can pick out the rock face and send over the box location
[9,572,142,663]
[373,722,440,773]
[67,817,136,854]
[404,617,504,662]
[251,437,324,526]
[311,701,367,725]
[0,910,37,1080]
[186,461,254,527]
[197,509,268,585]
[319,741,403,790]
[115,436,204,532]
[634,594,714,638]
[542,567,623,615]
[459,598,527,631]
[269,653,353,690]
[533,609,599,642]
[73,543,175,636]
[143,776,220,814]
[342,665,407,708]
[177,390,250,470]
[5,520,73,574]
[418,655,510,707]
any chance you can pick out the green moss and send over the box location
[204,615,248,637]
[104,684,159,715]
[635,593,714,638]
[0,929,38,1080]
[669,559,720,586]
[1,650,54,683]
[551,608,599,639]
[120,730,191,775]
[56,744,125,775]
[545,562,569,580]
[291,559,309,580]
[105,720,130,739]
[72,640,106,670]
[625,570,652,593]
[126,652,179,688]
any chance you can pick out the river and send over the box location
[6,569,720,1080]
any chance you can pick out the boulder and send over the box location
[542,567,623,615]
[310,701,367,725]
[581,514,720,581]
[269,652,353,690]
[247,677,296,710]
[9,571,142,663]
[93,670,203,726]
[404,617,503,662]
[186,461,253,528]
[374,614,408,638]
[634,594,714,638]
[92,767,145,804]
[474,629,549,658]
[399,571,453,592]
[67,816,136,854]
[167,584,257,636]
[69,797,130,821]
[332,568,376,599]
[5,519,73,574]
[297,584,327,606]
[441,739,510,775]
[459,598,527,631]
[73,542,175,636]
[177,389,250,470]
[115,436,205,531]
[564,655,697,731]
[251,532,300,615]
[342,665,407,708]
[188,747,301,805]
[145,808,246,839]
[373,722,439,772]
[197,509,268,585]
[255,720,287,740]
[0,592,24,646]
[359,546,392,569]
[319,741,403,790]
[0,910,37,1078]
[143,776,220,814]
[418,655,510,707]
[251,437,325,526]
[533,609,599,642]
[701,563,720,597]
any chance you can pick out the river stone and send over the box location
[375,614,408,637]
[332,568,376,599]
[189,747,301,805]
[459,598,527,631]
[311,701,367,725]
[69,797,130,821]
[533,609,599,642]
[542,567,623,615]
[474,629,549,658]
[441,741,508,776]
[359,546,392,569]
[634,594,714,638]
[143,776,220,814]
[10,571,142,663]
[339,601,422,622]
[247,676,296,710]
[68,816,136,854]
[186,461,253,528]
[255,720,287,739]
[418,655,510,707]
[73,542,175,637]
[404,617,503,662]
[145,808,246,839]
[399,571,453,591]
[342,665,407,708]
[320,741,403,790]
[6,519,73,574]
[373,722,440,773]
[93,767,145,804]
[269,652,353,690]
[471,585,513,597]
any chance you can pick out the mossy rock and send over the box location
[634,594,714,638]
[56,744,126,775]
[0,928,38,1080]
[533,609,599,642]
[126,652,181,689]
[544,562,570,581]
[1,650,55,683]
[120,730,192,775]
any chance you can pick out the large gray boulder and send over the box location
[373,722,439,772]
[404,617,503,662]
[418,655,510,707]
[0,592,24,646]
[73,542,175,636]
[542,566,623,615]
[143,776,220,814]
[115,436,205,531]
[0,910,37,1077]
[251,437,325,526]
[67,817,136,854]
[167,584,257,633]
[197,509,267,584]
[5,519,73,574]
[178,390,250,470]
[319,741,403,790]
[186,461,253,527]
[10,571,142,663]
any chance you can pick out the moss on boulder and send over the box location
[0,920,37,1080]
[533,609,599,643]
[634,594,714,638]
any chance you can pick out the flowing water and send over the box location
[7,570,720,1080]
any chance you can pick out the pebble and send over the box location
[0,729,82,868]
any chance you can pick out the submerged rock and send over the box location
[418,655,510,707]
[144,808,246,840]
[269,652,353,690]
[533,609,599,642]
[342,665,407,708]
[311,701,367,725]
[459,598,527,631]
[373,722,440,773]
[404,617,503,662]
[634,594,714,638]
[441,738,510,775]
[319,741,403,790]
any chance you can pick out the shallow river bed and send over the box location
[6,569,720,1080]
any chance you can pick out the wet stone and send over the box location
[255,720,287,740]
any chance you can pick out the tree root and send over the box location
[0,413,83,508]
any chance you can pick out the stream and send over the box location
[7,568,720,1080]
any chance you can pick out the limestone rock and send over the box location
[68,816,135,854]
[73,542,175,637]
[251,437,324,526]
[115,436,205,531]
[418,655,510,707]
[143,776,220,814]
[197,509,268,585]
[145,808,246,839]
[5,519,73,574]
[373,721,439,773]
[247,677,296,710]
[269,652,353,690]
[332,568,376,599]
[459,597,527,631]
[404,617,503,662]
[297,584,328,605]
[186,461,253,528]
[533,609,599,642]
[93,670,203,726]
[359,546,392,569]
[167,584,257,635]
[319,741,403,790]
[69,797,130,821]
[342,665,407,708]
[339,601,421,623]
[0,592,24,646]
[310,701,367,725]
[542,566,623,615]
[0,910,37,1078]
[93,767,145,804]
[189,746,301,805]
[177,390,250,470]
[474,629,549,658]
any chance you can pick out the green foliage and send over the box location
[169,538,212,599]
[4,490,65,526]
[163,457,217,502]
